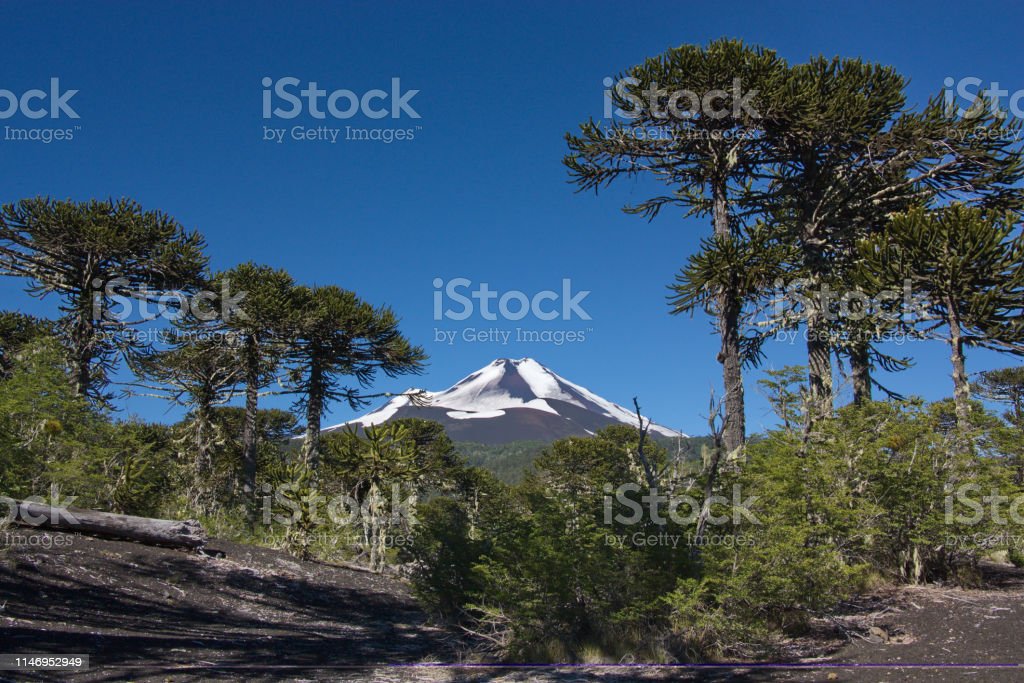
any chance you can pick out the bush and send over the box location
[404,496,484,615]
[408,425,690,660]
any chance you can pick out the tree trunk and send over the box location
[191,401,214,513]
[72,267,99,400]
[947,299,971,430]
[803,237,834,422]
[718,297,745,455]
[240,334,260,495]
[851,341,872,404]
[1013,391,1024,485]
[711,178,745,456]
[73,350,92,399]
[10,500,206,549]
[301,359,324,471]
[71,305,94,400]
[806,306,833,415]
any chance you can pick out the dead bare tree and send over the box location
[631,397,658,489]
[694,389,727,547]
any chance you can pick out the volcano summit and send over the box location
[325,358,684,444]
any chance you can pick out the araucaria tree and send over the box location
[669,224,790,387]
[0,197,207,403]
[209,263,298,495]
[128,334,243,510]
[977,367,1024,431]
[287,285,425,470]
[977,366,1024,482]
[858,205,1024,429]
[764,57,1024,421]
[762,58,909,419]
[564,39,788,455]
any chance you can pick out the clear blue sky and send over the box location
[2,0,1022,435]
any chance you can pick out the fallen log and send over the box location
[6,499,207,549]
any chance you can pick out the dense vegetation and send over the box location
[457,436,707,484]
[456,441,547,484]
[407,401,1024,662]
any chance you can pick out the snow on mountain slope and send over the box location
[328,358,685,444]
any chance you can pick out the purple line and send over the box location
[393,662,1021,669]
[104,662,1024,670]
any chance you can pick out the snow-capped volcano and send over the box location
[324,358,685,444]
